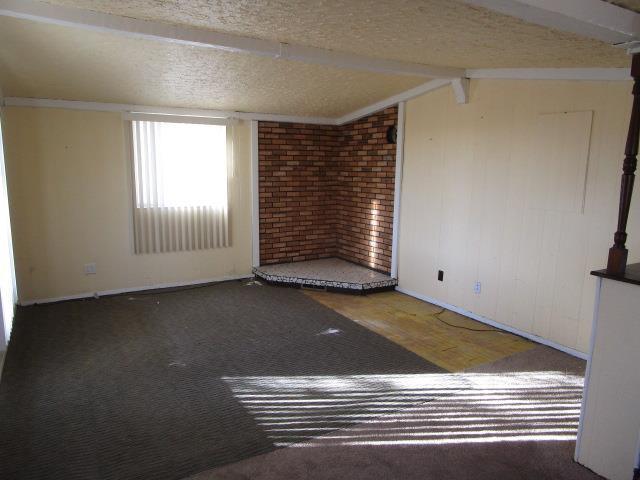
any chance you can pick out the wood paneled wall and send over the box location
[398,79,640,353]
[3,108,253,303]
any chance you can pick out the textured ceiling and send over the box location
[42,0,630,68]
[0,17,426,117]
[0,0,633,117]
[606,0,640,13]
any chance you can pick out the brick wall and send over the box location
[336,107,397,273]
[258,123,341,264]
[258,106,398,273]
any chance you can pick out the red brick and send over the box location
[258,106,397,272]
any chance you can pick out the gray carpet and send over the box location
[190,345,602,480]
[0,281,443,480]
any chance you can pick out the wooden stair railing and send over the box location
[607,53,640,276]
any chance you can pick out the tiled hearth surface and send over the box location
[253,258,397,292]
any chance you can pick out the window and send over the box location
[130,117,231,254]
[0,115,17,346]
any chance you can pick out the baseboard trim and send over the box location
[395,287,589,360]
[20,274,253,306]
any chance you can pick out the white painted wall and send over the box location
[398,79,640,354]
[2,107,253,304]
[576,277,640,479]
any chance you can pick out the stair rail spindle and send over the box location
[607,54,640,276]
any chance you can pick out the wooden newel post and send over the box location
[607,53,640,276]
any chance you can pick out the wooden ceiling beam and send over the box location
[462,0,640,46]
[0,0,464,79]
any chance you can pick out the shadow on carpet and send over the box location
[188,346,599,480]
[0,281,443,480]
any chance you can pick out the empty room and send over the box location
[1,1,640,479]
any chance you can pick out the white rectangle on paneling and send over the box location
[533,111,593,214]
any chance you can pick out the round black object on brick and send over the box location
[386,125,397,144]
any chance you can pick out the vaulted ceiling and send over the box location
[0,17,427,117]
[0,0,635,118]
[34,0,630,68]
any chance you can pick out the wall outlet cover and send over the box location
[474,281,481,294]
[84,263,97,275]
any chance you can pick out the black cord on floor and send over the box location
[431,308,502,333]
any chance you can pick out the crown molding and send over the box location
[3,68,632,127]
[466,68,631,81]
[336,79,452,125]
[2,97,338,125]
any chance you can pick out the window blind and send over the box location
[130,119,231,254]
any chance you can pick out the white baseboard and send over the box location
[395,286,589,360]
[18,278,588,359]
[20,273,253,306]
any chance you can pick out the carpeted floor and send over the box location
[0,281,444,480]
[0,281,602,479]
[189,345,602,480]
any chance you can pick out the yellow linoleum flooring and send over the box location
[305,290,534,372]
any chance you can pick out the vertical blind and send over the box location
[131,118,231,254]
[0,116,17,346]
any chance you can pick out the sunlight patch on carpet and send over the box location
[223,371,583,447]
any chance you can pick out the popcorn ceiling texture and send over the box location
[0,17,424,117]
[259,107,397,273]
[43,0,629,67]
[1,1,631,118]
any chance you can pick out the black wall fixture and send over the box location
[386,125,397,144]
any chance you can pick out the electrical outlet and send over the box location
[438,270,444,281]
[474,281,481,294]
[84,263,97,275]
